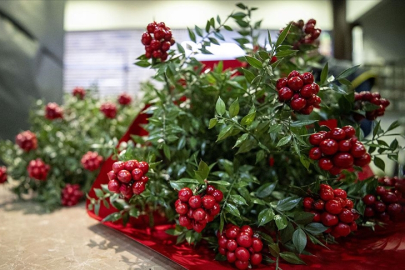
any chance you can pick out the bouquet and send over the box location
[0,88,140,211]
[88,3,404,269]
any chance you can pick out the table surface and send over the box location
[0,187,184,270]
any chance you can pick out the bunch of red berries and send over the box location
[175,185,223,232]
[362,177,404,222]
[217,224,263,270]
[15,130,38,152]
[27,158,50,181]
[304,184,359,238]
[276,70,321,115]
[72,87,86,100]
[308,125,371,175]
[61,184,83,206]
[100,102,117,119]
[0,166,7,184]
[118,93,132,105]
[107,160,149,199]
[354,92,390,121]
[141,21,175,61]
[290,19,322,48]
[81,151,103,171]
[45,102,63,120]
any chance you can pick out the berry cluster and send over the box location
[142,21,175,61]
[354,92,390,121]
[0,166,7,184]
[72,87,86,100]
[217,224,263,269]
[27,158,50,181]
[81,151,103,171]
[100,102,117,119]
[362,177,405,222]
[45,102,63,120]
[15,130,37,152]
[107,160,149,199]
[291,19,322,48]
[175,185,223,232]
[276,70,321,115]
[61,184,83,206]
[308,125,371,175]
[118,93,132,106]
[304,184,359,238]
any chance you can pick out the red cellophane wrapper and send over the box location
[87,61,405,270]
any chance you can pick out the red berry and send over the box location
[278,87,293,101]
[333,189,347,199]
[342,126,356,138]
[311,29,322,39]
[309,147,322,160]
[164,30,172,41]
[387,203,402,216]
[179,187,193,202]
[251,253,262,265]
[218,236,228,248]
[276,78,288,90]
[175,201,189,215]
[152,50,162,59]
[290,97,307,111]
[333,153,354,169]
[147,22,156,33]
[351,142,367,158]
[300,105,314,115]
[112,161,125,173]
[362,194,376,205]
[288,76,304,91]
[354,153,371,167]
[270,56,278,64]
[364,207,375,217]
[237,233,252,248]
[303,197,314,209]
[333,223,351,237]
[206,185,215,195]
[179,215,192,228]
[305,23,315,34]
[107,170,116,181]
[373,201,386,212]
[376,186,387,196]
[338,139,352,152]
[309,133,326,146]
[235,260,249,270]
[320,139,339,156]
[141,32,152,45]
[378,212,390,222]
[192,221,206,233]
[320,187,335,201]
[218,247,226,255]
[235,247,250,261]
[108,179,121,193]
[339,209,354,223]
[212,190,224,202]
[349,222,358,232]
[330,128,346,141]
[119,184,133,198]
[325,199,343,214]
[150,39,161,50]
[140,176,149,183]
[15,131,38,152]
[307,95,321,106]
[252,237,263,252]
[313,212,321,222]
[208,203,221,216]
[319,158,334,171]
[117,170,132,183]
[288,70,300,79]
[131,168,144,181]
[100,102,117,118]
[329,166,342,175]
[161,41,171,51]
[133,181,146,195]
[226,226,240,239]
[321,212,339,227]
[301,72,314,84]
[138,161,149,174]
[154,27,166,40]
[193,208,207,221]
[226,239,238,251]
[189,195,202,208]
[381,192,398,203]
[124,160,139,171]
[61,184,83,207]
[226,251,236,263]
[300,84,314,98]
[240,225,254,236]
[313,200,325,210]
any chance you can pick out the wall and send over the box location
[65,0,333,31]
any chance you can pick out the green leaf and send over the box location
[294,212,315,224]
[276,197,301,211]
[225,203,241,218]
[229,99,240,118]
[94,202,100,216]
[195,25,203,37]
[135,60,151,67]
[276,135,292,147]
[258,208,275,226]
[274,215,287,230]
[129,208,139,217]
[241,112,256,126]
[102,212,121,223]
[230,194,247,205]
[242,68,256,83]
[337,65,360,79]
[209,37,220,45]
[236,3,247,9]
[163,144,171,160]
[305,222,328,235]
[256,182,277,198]
[245,56,263,69]
[269,124,282,134]
[320,62,329,85]
[216,15,221,24]
[216,97,226,116]
[187,27,196,42]
[94,188,104,198]
[234,133,249,148]
[209,118,218,129]
[177,43,185,54]
[290,120,318,127]
[387,120,400,132]
[276,50,298,57]
[276,23,292,48]
[269,243,280,257]
[256,150,265,164]
[217,124,234,142]
[374,156,385,172]
[300,155,310,171]
[292,228,307,254]
[224,25,233,31]
[280,252,306,265]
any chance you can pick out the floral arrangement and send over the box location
[0,88,140,211]
[87,3,404,269]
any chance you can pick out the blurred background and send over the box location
[1,0,404,174]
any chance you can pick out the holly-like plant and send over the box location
[89,3,404,269]
[0,89,140,211]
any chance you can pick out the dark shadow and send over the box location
[87,223,186,270]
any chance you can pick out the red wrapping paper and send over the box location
[87,61,405,269]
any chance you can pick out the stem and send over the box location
[219,175,238,219]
